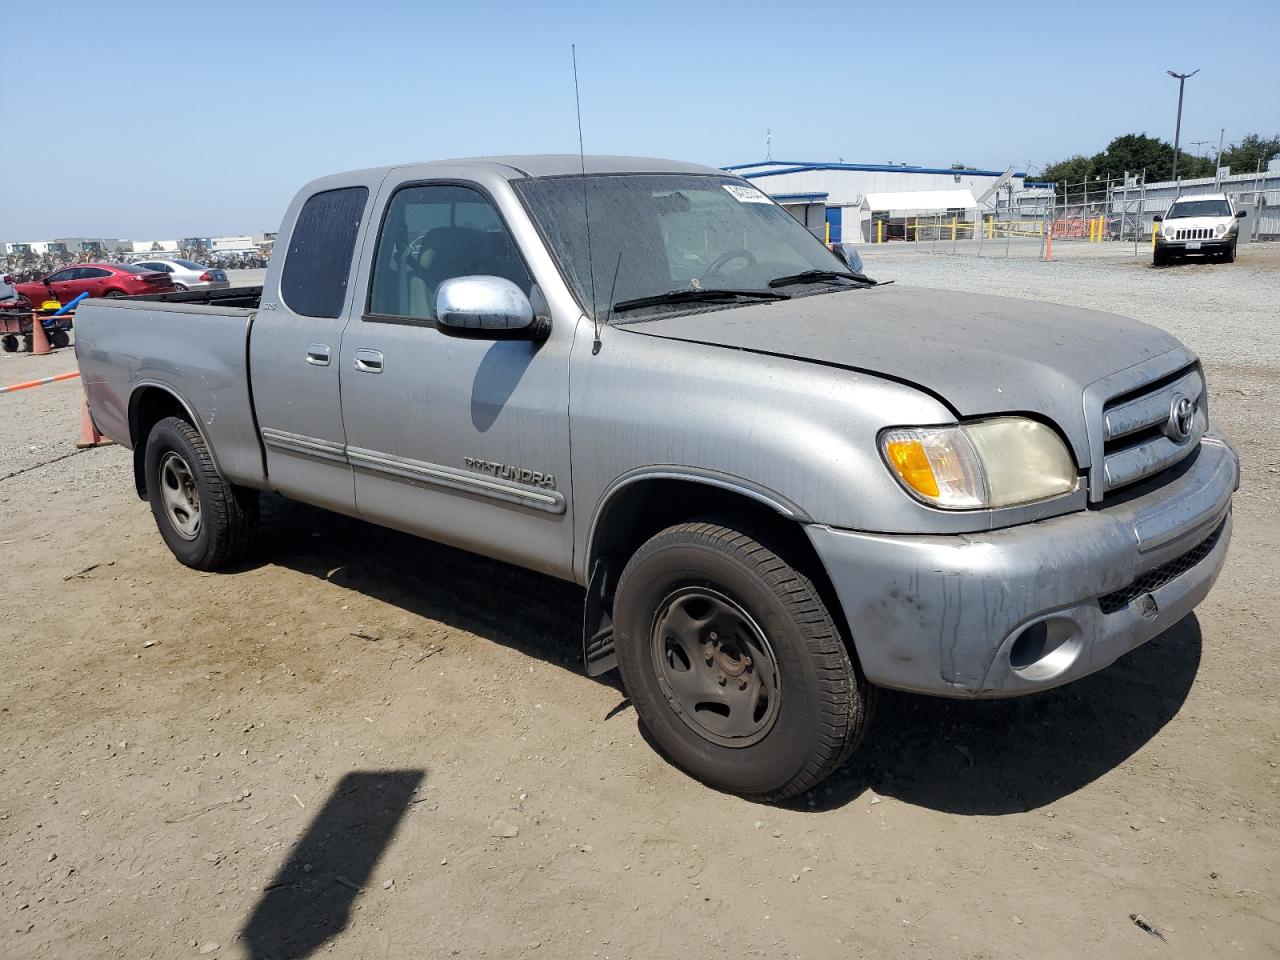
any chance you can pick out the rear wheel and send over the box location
[613,520,872,801]
[1,335,16,352]
[144,416,259,570]
[105,290,126,298]
[174,283,188,292]
[50,329,70,349]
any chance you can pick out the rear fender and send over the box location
[127,382,222,499]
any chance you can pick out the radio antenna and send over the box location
[571,44,601,355]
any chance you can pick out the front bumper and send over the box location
[807,435,1238,698]
[1157,235,1234,252]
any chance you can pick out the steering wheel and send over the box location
[703,248,757,279]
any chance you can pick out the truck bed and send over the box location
[73,294,267,488]
[134,285,263,309]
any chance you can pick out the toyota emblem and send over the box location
[1167,395,1195,441]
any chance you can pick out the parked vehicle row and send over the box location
[8,262,176,309]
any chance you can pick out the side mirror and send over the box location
[1236,210,1247,218]
[1152,215,1163,223]
[435,276,549,341]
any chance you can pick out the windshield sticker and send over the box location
[722,184,772,204]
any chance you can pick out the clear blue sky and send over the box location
[3,0,1275,239]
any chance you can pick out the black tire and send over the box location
[0,335,16,353]
[1153,247,1169,267]
[105,290,126,298]
[1223,241,1236,263]
[144,416,258,570]
[175,283,188,292]
[50,329,70,349]
[613,520,872,801]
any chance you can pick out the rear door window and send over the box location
[281,186,369,318]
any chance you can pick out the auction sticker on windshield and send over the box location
[723,184,772,204]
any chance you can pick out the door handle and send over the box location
[354,348,384,373]
[306,343,331,366]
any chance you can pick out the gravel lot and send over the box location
[2,247,1278,960]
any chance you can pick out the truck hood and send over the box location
[624,284,1186,466]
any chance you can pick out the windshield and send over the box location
[1167,199,1231,219]
[514,173,850,319]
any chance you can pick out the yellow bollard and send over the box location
[1152,222,1158,248]
[825,220,830,244]
[950,216,956,241]
[988,218,994,240]
[877,220,883,244]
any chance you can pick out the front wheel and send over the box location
[1223,241,1236,263]
[144,416,259,570]
[613,521,872,801]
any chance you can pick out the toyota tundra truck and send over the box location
[74,156,1239,800]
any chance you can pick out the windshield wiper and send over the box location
[767,269,878,288]
[612,288,790,313]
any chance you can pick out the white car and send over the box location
[1153,193,1247,266]
[134,258,230,292]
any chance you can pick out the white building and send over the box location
[723,160,1054,242]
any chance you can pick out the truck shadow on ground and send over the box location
[240,769,424,960]
[247,495,1201,816]
[808,615,1202,815]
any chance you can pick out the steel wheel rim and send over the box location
[649,586,781,748]
[159,451,201,541]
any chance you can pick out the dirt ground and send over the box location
[2,247,1278,960]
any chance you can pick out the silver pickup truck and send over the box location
[76,156,1239,800]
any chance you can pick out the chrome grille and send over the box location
[1173,228,1212,240]
[1095,364,1205,498]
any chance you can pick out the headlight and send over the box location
[1215,223,1226,236]
[881,417,1077,509]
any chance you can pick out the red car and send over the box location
[13,262,175,307]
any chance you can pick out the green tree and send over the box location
[1219,134,1280,174]
[1041,132,1222,196]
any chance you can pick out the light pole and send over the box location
[1167,68,1199,184]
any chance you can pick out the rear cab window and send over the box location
[281,186,370,318]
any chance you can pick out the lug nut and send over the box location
[738,677,749,690]
[717,674,727,687]
[709,631,718,641]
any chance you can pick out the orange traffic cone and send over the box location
[76,393,113,449]
[30,312,52,356]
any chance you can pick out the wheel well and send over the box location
[128,387,193,498]
[583,477,851,675]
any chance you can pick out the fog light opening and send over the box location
[1008,616,1082,681]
